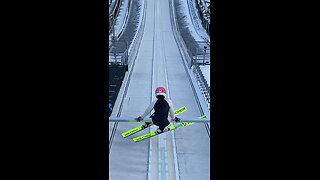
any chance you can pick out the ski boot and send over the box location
[156,127,169,134]
[142,122,153,129]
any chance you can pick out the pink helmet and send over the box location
[155,86,166,97]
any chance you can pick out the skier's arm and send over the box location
[140,100,156,119]
[166,99,176,121]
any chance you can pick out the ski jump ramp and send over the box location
[109,0,210,179]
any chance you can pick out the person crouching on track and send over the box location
[136,86,181,133]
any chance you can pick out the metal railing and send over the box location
[109,40,129,65]
[191,42,210,65]
[192,63,210,107]
[109,117,210,123]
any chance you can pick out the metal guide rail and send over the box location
[109,117,210,122]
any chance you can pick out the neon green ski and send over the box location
[121,106,187,138]
[133,115,208,142]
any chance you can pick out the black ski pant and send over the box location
[151,117,170,131]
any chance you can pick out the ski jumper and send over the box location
[140,96,175,131]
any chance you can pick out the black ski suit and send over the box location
[140,96,175,131]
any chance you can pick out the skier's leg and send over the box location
[142,122,153,128]
[156,120,170,133]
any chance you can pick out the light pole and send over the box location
[203,45,207,65]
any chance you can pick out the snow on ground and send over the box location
[206,0,210,7]
[109,0,129,40]
[178,0,210,41]
[127,0,143,54]
[109,0,143,55]
[178,0,211,87]
[178,0,195,38]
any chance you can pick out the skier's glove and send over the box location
[136,116,143,122]
[173,117,181,122]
